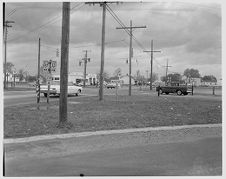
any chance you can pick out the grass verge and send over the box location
[4,94,222,138]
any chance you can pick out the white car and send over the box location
[40,81,82,97]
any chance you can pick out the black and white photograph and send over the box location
[2,0,224,177]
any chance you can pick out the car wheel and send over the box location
[75,93,78,96]
[44,93,47,97]
[165,92,169,95]
[159,89,163,94]
[177,90,182,95]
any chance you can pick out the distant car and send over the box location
[106,83,117,89]
[40,81,82,97]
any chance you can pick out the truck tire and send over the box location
[177,90,182,95]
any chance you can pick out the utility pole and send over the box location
[3,3,5,35]
[99,2,106,101]
[116,20,146,96]
[164,59,172,85]
[82,50,91,88]
[3,20,14,89]
[143,40,161,90]
[59,2,70,125]
[37,38,41,103]
[85,2,121,100]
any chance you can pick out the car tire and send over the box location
[159,89,163,94]
[75,93,78,96]
[177,90,182,95]
[165,92,169,95]
[44,93,47,97]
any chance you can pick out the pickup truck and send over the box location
[156,83,192,95]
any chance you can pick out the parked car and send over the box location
[106,83,117,89]
[40,81,82,97]
[156,83,192,95]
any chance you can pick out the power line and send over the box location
[106,4,147,51]
[7,8,17,17]
[8,3,84,42]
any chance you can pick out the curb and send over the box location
[4,123,222,144]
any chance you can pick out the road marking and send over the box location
[4,123,221,144]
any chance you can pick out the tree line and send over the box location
[4,62,217,84]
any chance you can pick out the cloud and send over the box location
[4,1,222,80]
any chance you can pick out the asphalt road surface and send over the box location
[5,124,222,177]
[5,136,221,176]
[3,87,145,107]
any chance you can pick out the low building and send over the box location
[119,75,135,85]
[201,81,217,86]
[51,72,97,85]
[182,76,201,86]
[3,73,20,82]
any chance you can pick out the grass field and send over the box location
[4,93,222,139]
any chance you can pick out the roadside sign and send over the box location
[47,76,52,81]
[43,60,49,69]
[51,61,57,70]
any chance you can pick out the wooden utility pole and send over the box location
[37,38,41,103]
[164,59,172,85]
[143,40,161,90]
[59,2,70,125]
[116,20,146,96]
[85,2,120,100]
[4,20,14,89]
[82,50,91,88]
[3,3,5,35]
[99,2,106,101]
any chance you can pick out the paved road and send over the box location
[4,125,222,176]
[5,137,222,176]
[3,87,146,107]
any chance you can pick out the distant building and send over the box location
[182,76,201,86]
[119,75,135,85]
[51,72,97,85]
[201,81,217,86]
[3,73,20,82]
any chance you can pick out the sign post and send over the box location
[43,60,57,104]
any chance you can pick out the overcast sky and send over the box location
[3,0,222,80]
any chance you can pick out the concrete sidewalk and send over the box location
[4,124,222,161]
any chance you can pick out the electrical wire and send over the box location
[7,8,17,17]
[106,4,147,51]
[8,3,84,42]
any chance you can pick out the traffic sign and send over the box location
[51,61,57,70]
[47,76,52,81]
[43,60,49,69]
